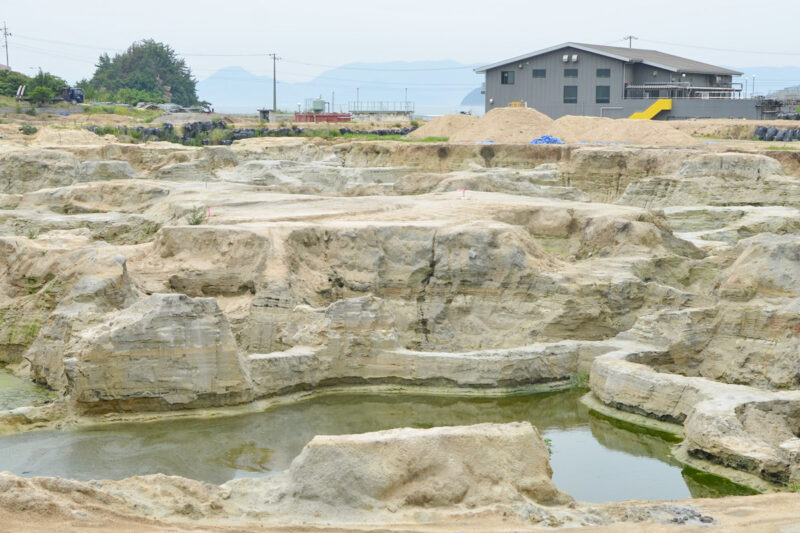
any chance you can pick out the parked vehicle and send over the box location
[61,87,84,104]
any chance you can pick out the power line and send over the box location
[14,33,477,71]
[183,52,266,57]
[14,33,265,58]
[191,66,478,87]
[622,35,638,49]
[282,59,476,72]
[14,42,97,64]
[9,42,479,88]
[639,38,800,57]
[15,33,121,52]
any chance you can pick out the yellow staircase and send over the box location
[629,98,672,120]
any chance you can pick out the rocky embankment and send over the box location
[1,130,800,529]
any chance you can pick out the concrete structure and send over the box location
[476,43,761,119]
[775,86,800,100]
[295,112,352,123]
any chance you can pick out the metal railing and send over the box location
[349,101,415,113]
[624,95,745,100]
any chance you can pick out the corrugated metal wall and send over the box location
[482,46,753,119]
[484,46,625,118]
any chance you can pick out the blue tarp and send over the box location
[530,135,564,145]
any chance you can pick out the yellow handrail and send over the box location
[629,98,672,120]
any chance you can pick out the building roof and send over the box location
[475,42,742,76]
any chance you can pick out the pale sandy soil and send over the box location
[1,494,799,532]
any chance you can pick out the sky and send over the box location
[1,0,799,91]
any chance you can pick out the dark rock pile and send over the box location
[86,123,175,142]
[181,121,227,142]
[755,126,800,142]
[86,122,417,146]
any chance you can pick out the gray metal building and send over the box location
[476,43,762,119]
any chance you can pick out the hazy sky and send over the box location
[1,0,798,86]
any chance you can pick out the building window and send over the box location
[501,71,515,85]
[564,68,578,78]
[532,69,546,79]
[596,68,611,78]
[596,85,610,104]
[563,85,578,103]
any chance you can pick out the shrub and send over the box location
[29,86,54,106]
[570,370,590,387]
[208,128,230,144]
[113,87,164,106]
[185,206,206,225]
[543,437,553,457]
[19,124,37,135]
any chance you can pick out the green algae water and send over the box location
[0,367,55,410]
[0,387,753,503]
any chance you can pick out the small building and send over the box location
[476,42,762,119]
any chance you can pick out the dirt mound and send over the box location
[31,127,110,146]
[548,116,697,145]
[407,114,478,139]
[439,108,697,146]
[449,107,554,143]
[575,119,697,146]
[550,115,614,141]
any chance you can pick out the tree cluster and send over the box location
[79,40,200,106]
[0,68,68,103]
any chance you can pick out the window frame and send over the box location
[500,71,515,85]
[532,69,546,79]
[564,68,578,78]
[596,68,611,78]
[563,85,578,104]
[595,85,611,104]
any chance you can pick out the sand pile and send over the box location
[550,115,614,140]
[408,114,478,139]
[574,119,697,146]
[549,115,697,145]
[31,127,111,146]
[449,107,554,143]
[423,108,698,146]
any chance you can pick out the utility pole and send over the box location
[623,35,638,48]
[2,22,11,69]
[268,53,280,112]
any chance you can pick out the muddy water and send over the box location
[0,367,56,410]
[0,388,753,503]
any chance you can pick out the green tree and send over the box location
[0,70,31,98]
[113,87,165,105]
[29,69,67,93]
[28,86,54,105]
[86,40,199,106]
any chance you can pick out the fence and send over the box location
[349,101,414,114]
